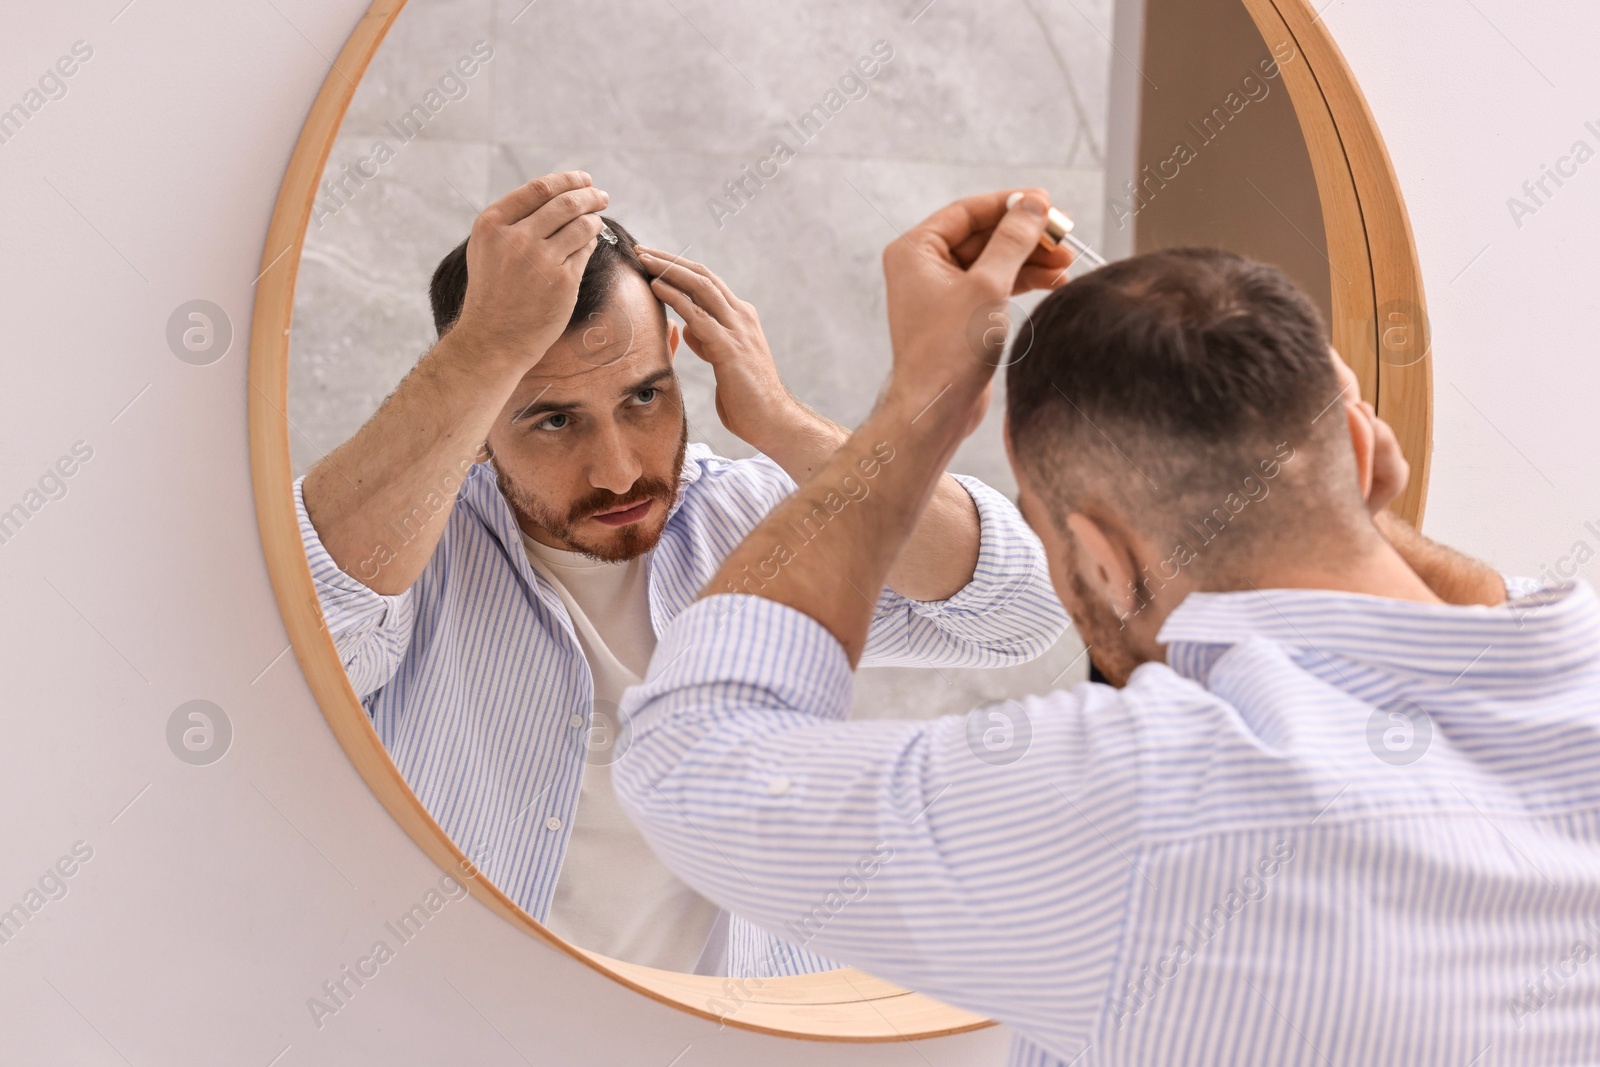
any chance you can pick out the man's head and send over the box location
[1005,247,1372,683]
[431,216,687,562]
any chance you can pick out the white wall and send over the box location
[1,0,1592,1063]
[1319,0,1600,585]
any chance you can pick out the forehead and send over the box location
[513,272,670,399]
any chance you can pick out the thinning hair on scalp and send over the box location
[428,215,652,338]
[1005,247,1354,559]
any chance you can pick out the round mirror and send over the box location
[251,0,1430,1040]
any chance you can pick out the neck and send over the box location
[1209,518,1442,605]
[1122,512,1444,672]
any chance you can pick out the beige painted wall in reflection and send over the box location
[1131,0,1331,322]
[288,0,1112,718]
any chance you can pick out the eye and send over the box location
[631,387,658,406]
[535,412,569,432]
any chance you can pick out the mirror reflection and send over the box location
[288,0,1321,978]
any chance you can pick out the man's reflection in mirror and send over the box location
[294,172,1070,975]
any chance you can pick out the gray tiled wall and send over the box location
[290,0,1111,717]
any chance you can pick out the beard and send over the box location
[1060,535,1147,687]
[491,416,689,563]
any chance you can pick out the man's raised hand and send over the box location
[881,189,1070,429]
[450,171,610,368]
[634,246,796,445]
[1328,349,1410,514]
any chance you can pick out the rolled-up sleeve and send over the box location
[294,475,415,699]
[861,474,1069,668]
[613,593,1135,1059]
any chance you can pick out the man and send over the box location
[614,189,1600,1063]
[295,172,1070,975]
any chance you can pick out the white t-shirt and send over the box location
[521,531,724,974]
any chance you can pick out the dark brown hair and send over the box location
[428,215,652,338]
[1005,247,1347,541]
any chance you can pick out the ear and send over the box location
[1328,346,1374,500]
[1064,511,1141,621]
[667,321,680,358]
[1343,394,1375,501]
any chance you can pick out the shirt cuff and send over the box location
[294,474,412,631]
[900,474,1042,618]
[1503,574,1549,601]
[634,593,856,726]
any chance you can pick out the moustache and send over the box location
[568,478,675,524]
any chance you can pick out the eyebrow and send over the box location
[509,369,676,423]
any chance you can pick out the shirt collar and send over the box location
[1156,580,1600,686]
[664,441,713,522]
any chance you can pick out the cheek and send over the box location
[1051,563,1097,636]
[1051,535,1112,625]
[488,429,575,502]
[639,403,684,458]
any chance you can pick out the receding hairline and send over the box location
[428,213,658,338]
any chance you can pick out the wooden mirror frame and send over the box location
[248,0,1431,1042]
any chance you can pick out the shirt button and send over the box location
[545,816,563,831]
[568,714,584,729]
[767,775,791,796]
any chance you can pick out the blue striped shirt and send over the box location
[294,444,1067,973]
[614,578,1600,1065]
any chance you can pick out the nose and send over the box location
[587,420,643,496]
